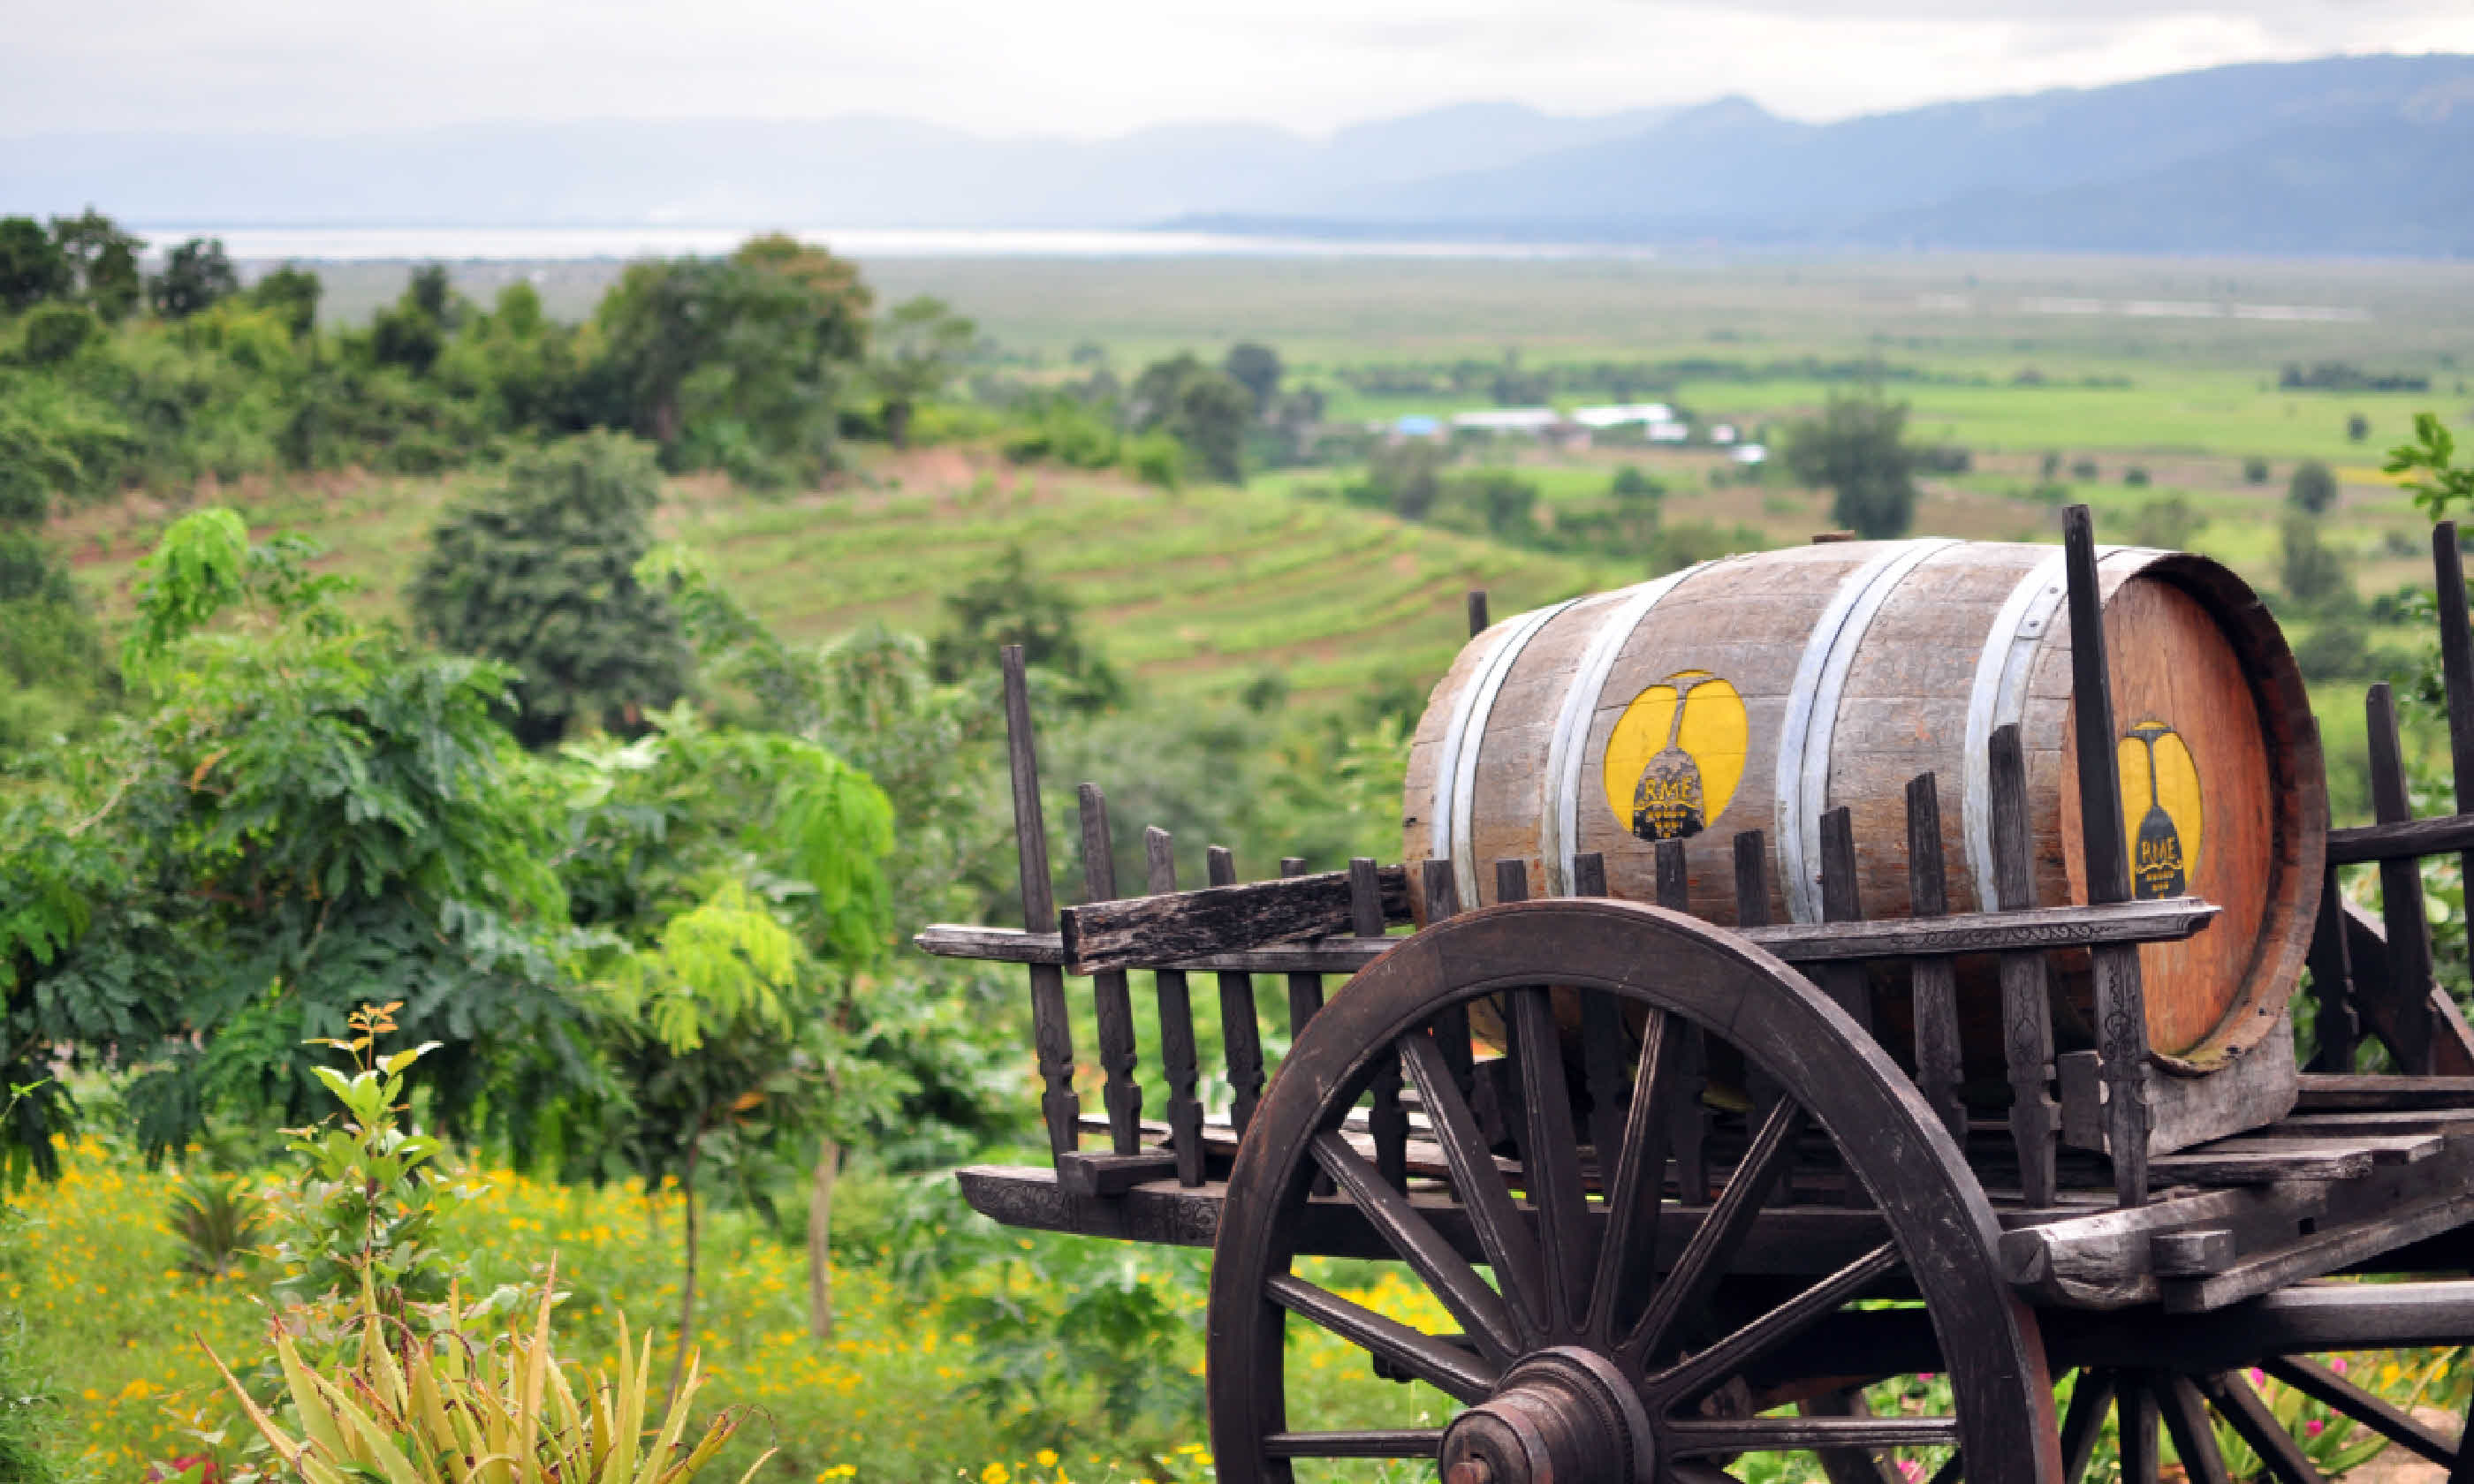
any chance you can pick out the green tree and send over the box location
[2348,413,2371,443]
[47,209,143,322]
[2243,456,2272,486]
[369,264,457,374]
[595,236,870,484]
[1222,341,1282,412]
[558,706,896,1351]
[147,237,239,319]
[411,432,689,747]
[1354,438,1446,519]
[1128,352,1252,483]
[869,295,975,448]
[247,264,323,340]
[2280,511,2352,610]
[2288,458,2339,515]
[12,303,96,366]
[0,218,69,313]
[0,510,593,1177]
[1784,390,1918,539]
[2129,496,2206,550]
[927,546,1124,713]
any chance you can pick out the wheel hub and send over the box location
[1438,1348,1656,1484]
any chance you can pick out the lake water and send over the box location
[129,224,1657,263]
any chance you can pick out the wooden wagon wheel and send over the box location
[1206,897,2060,1484]
[2050,1355,2465,1484]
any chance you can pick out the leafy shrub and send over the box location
[1000,398,1120,469]
[2293,615,2371,682]
[2070,458,2098,481]
[2243,456,2272,485]
[2129,496,2205,549]
[168,1177,268,1279]
[1120,429,1184,490]
[2122,466,2151,487]
[205,1266,764,1484]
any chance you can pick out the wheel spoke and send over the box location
[1586,1007,1679,1339]
[2118,1374,2160,1484]
[1266,1272,1498,1404]
[2264,1356,2461,1465]
[1262,1429,1441,1458]
[1309,1131,1521,1364]
[1650,1243,1899,1406]
[2203,1371,2327,1484]
[1400,1030,1552,1343]
[1620,1094,1806,1365]
[2158,1375,2232,1484]
[1509,987,1593,1338]
[2057,1369,2114,1484]
[1801,1389,1904,1484]
[1664,1415,1960,1455]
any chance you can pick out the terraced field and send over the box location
[59,448,1613,708]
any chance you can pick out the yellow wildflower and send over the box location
[983,1465,1010,1484]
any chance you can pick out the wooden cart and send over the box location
[920,507,2474,1484]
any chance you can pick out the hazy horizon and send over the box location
[9,3,2474,141]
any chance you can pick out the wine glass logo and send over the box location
[1602,670,1748,843]
[2119,719,2203,899]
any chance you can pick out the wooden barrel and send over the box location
[1404,538,2326,1072]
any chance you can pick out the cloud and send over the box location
[3,0,2469,139]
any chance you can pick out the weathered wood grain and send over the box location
[1145,828,1205,1186]
[1058,863,1411,973]
[1001,644,1081,1160]
[2369,682,2443,1073]
[2065,505,2149,1207]
[1907,773,1967,1141]
[1079,784,1145,1155]
[919,897,2222,972]
[1992,723,2060,1205]
[1207,845,1267,1136]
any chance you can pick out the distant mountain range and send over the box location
[5,53,2472,256]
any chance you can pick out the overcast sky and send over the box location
[9,0,2473,139]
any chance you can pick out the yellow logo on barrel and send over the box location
[1603,670,1749,841]
[2118,719,2204,899]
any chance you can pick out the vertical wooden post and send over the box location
[1209,846,1267,1136]
[1567,852,1631,1173]
[2305,871,2358,1073]
[1145,828,1204,1186]
[1733,830,1770,930]
[1905,774,1967,1143]
[2064,504,2149,1205]
[1653,839,1689,912]
[1992,723,2060,1207]
[1816,806,1872,1037]
[1468,589,1491,637]
[2432,522,2474,891]
[1423,859,1476,1103]
[1001,645,1081,1162]
[1355,857,1409,1192]
[1078,784,1144,1155]
[1280,856,1324,1040]
[2368,682,2440,1073]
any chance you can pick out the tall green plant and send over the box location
[413,433,690,748]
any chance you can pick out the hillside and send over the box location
[56,450,1608,707]
[11,53,2474,254]
[1187,54,2474,254]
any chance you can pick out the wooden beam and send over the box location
[1057,863,1411,973]
[920,897,2220,973]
